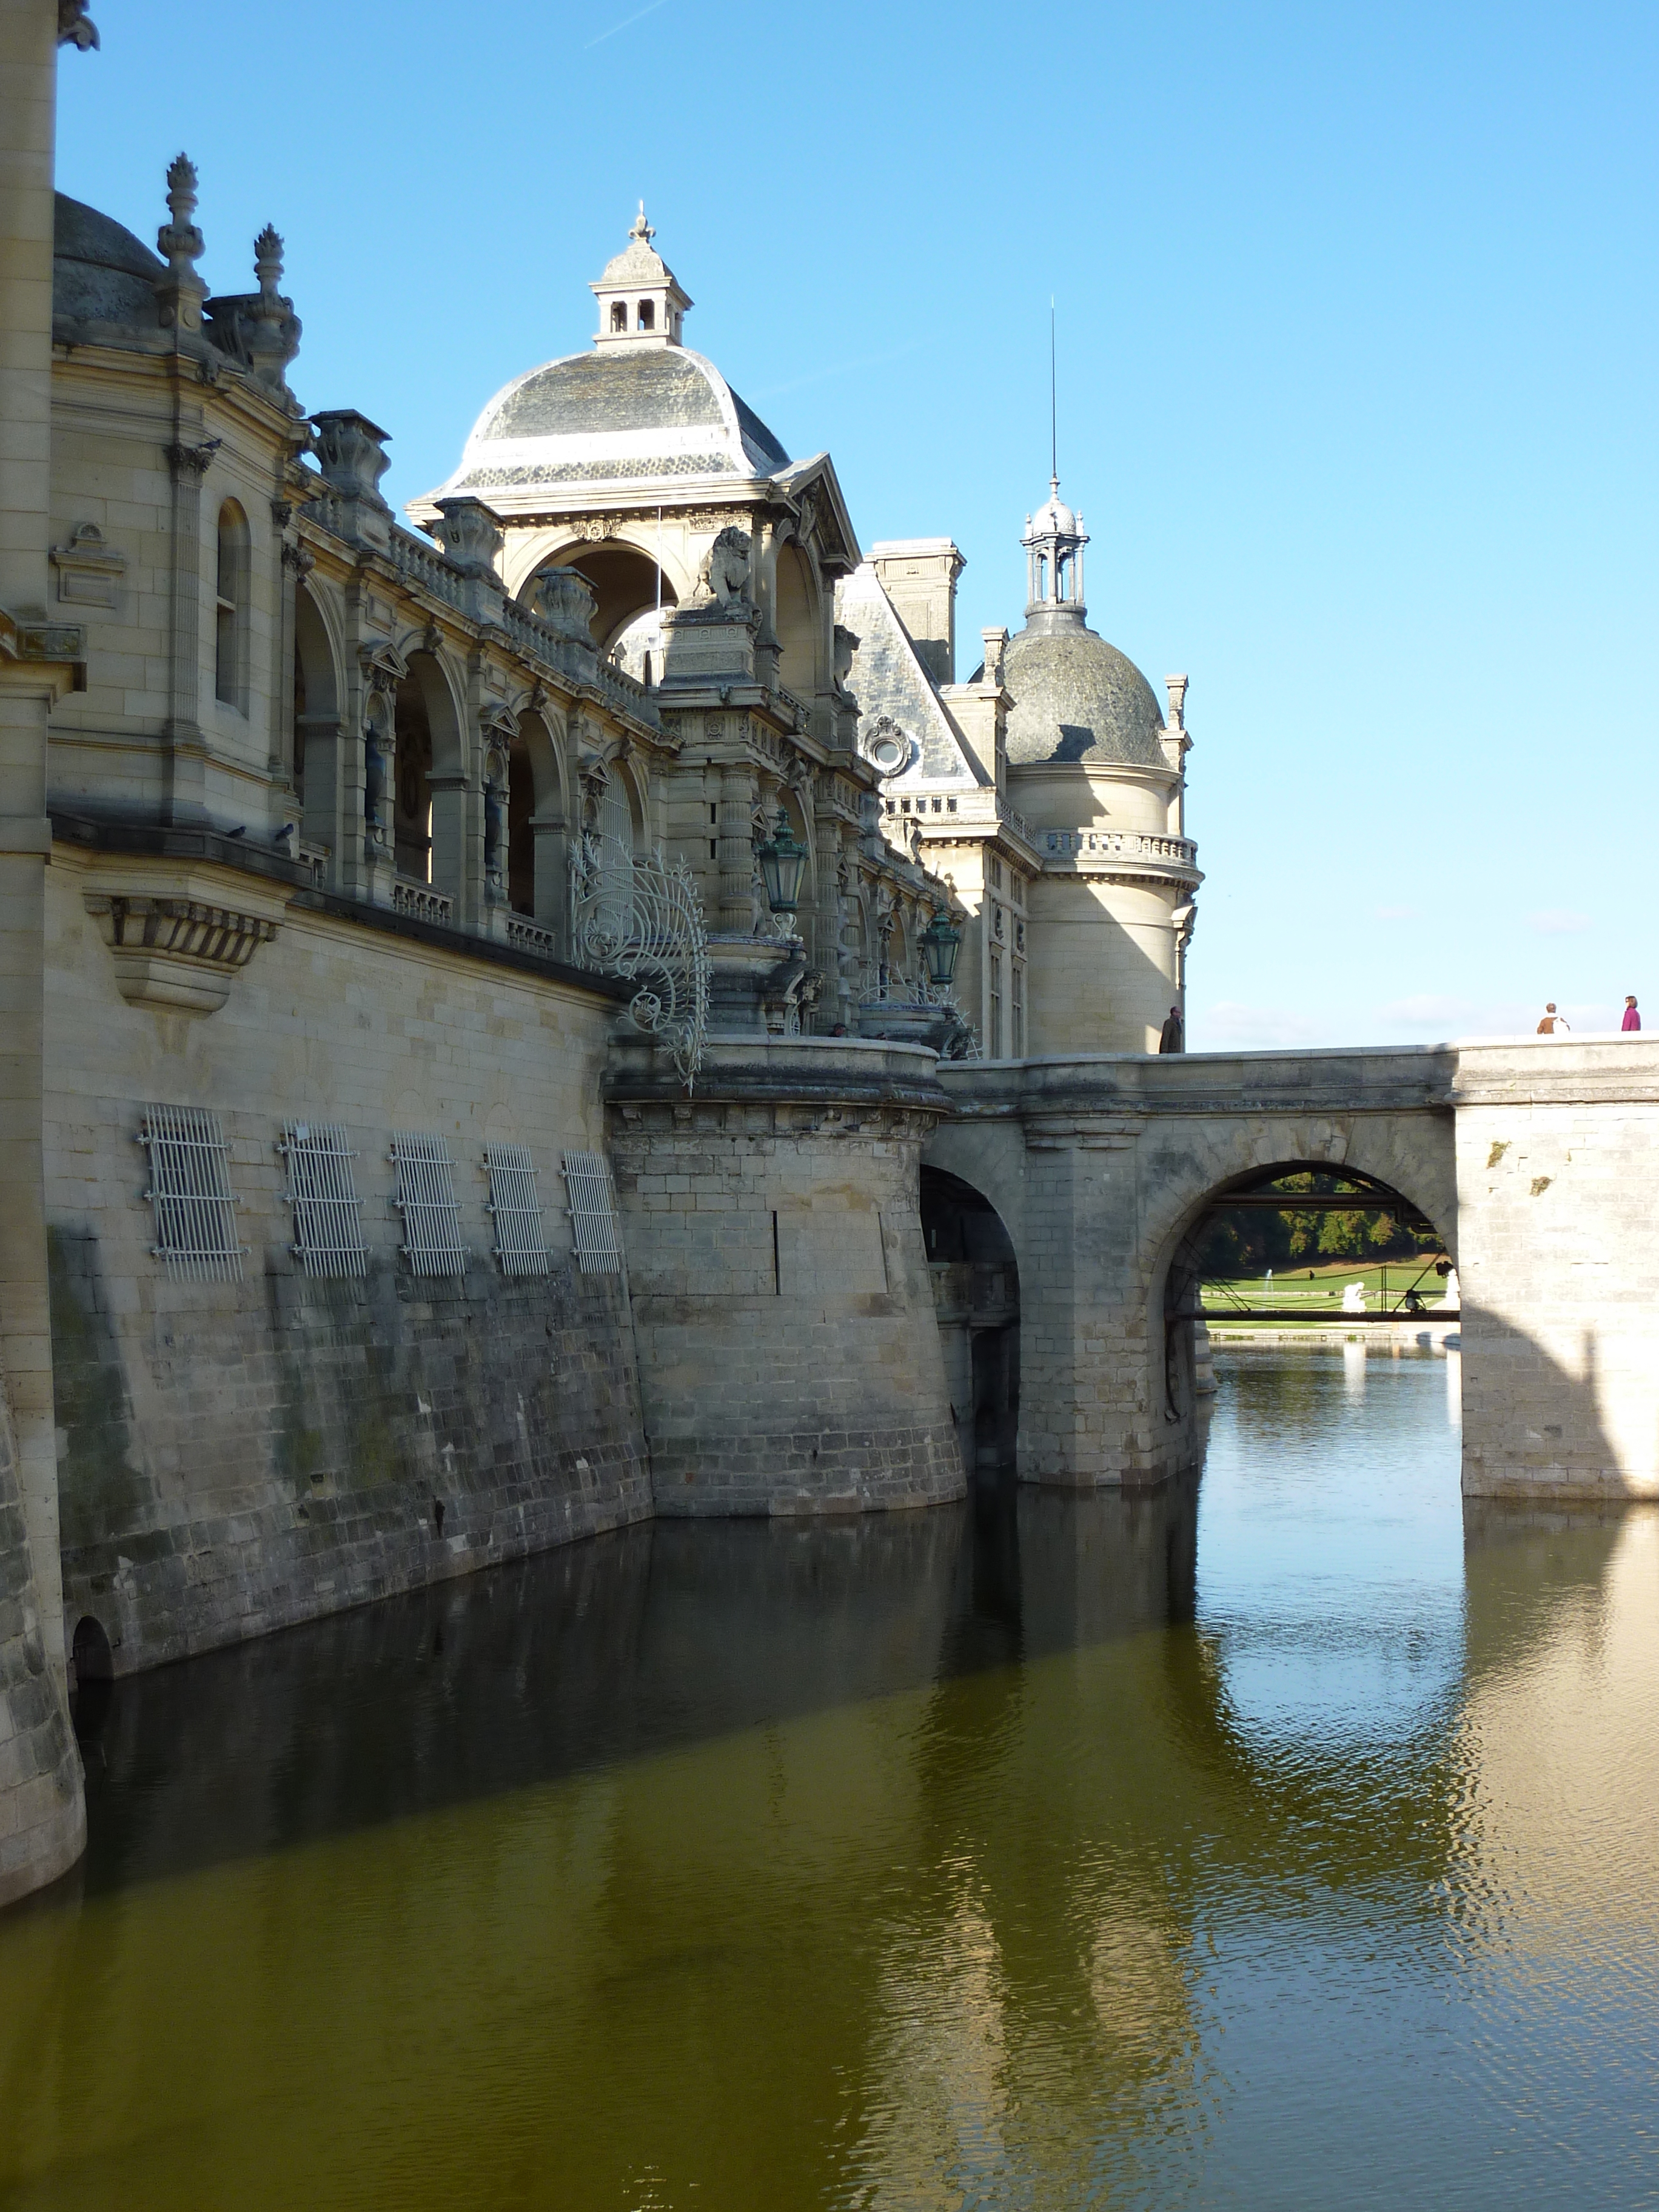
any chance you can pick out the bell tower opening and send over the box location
[591,204,691,348]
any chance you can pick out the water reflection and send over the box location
[1,1351,1655,2210]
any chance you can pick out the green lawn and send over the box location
[1200,1256,1453,1318]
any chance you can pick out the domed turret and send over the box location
[994,474,1165,765]
[423,209,792,512]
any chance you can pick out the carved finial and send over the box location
[630,201,654,244]
[1165,674,1188,730]
[244,224,301,394]
[155,155,208,337]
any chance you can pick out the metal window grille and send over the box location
[562,1150,622,1275]
[280,1121,367,1278]
[390,1132,469,1276]
[485,1143,549,1276]
[137,1105,244,1281]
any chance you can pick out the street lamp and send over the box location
[756,805,808,917]
[919,905,962,990]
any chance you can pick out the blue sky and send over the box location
[56,2,1658,1046]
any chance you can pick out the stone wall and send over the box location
[608,1035,964,1515]
[1453,1041,1659,1498]
[43,850,652,1674]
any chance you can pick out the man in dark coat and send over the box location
[1158,1005,1184,1054]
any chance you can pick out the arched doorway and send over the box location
[508,708,566,928]
[393,652,465,896]
[922,1165,1021,1479]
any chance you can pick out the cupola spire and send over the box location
[591,203,692,347]
[1021,474,1088,626]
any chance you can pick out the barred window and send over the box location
[485,1143,549,1276]
[138,1105,244,1281]
[280,1121,367,1278]
[561,1150,622,1275]
[390,1132,469,1276]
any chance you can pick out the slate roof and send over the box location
[993,620,1166,767]
[837,564,982,786]
[440,346,791,502]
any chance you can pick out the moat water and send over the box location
[4,1347,1658,2209]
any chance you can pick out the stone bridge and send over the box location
[927,1037,1659,1500]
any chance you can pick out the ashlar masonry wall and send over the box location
[1453,1040,1659,1498]
[44,845,652,1675]
[608,1036,964,1515]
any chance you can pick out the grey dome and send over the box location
[998,620,1165,766]
[53,193,163,330]
[442,345,791,500]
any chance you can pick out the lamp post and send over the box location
[756,805,808,920]
[919,905,962,993]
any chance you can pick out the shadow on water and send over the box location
[63,1473,1202,1905]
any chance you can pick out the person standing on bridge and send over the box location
[1159,1005,1185,1054]
[1623,996,1641,1031]
[1537,1002,1570,1035]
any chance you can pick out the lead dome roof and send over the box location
[997,622,1167,766]
[441,345,791,498]
[52,193,164,329]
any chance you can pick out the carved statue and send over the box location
[692,526,752,614]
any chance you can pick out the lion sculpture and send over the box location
[694,526,752,613]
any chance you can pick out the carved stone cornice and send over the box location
[84,891,279,1014]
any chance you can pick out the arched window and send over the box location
[1056,552,1070,601]
[611,301,627,332]
[214,500,250,712]
[637,299,655,331]
[1035,554,1048,602]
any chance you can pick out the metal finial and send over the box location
[1050,297,1057,488]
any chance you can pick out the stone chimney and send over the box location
[869,539,965,688]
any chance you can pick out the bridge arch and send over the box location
[921,1165,1021,1479]
[1155,1156,1458,1435]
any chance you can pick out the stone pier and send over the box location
[608,1034,964,1514]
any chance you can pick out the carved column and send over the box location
[813,794,844,1029]
[161,432,212,825]
[716,756,755,934]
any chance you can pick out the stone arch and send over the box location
[393,648,466,894]
[922,1165,1022,1479]
[509,704,568,927]
[292,575,342,829]
[1144,1120,1459,1455]
[511,529,688,653]
[773,538,822,700]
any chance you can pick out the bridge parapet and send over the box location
[928,1037,1659,1500]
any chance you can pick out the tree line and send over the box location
[1193,1173,1444,1278]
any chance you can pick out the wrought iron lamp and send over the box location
[919,905,962,990]
[756,805,808,917]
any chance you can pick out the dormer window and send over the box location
[611,301,627,332]
[637,299,655,331]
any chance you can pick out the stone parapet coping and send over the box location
[940,1035,1659,1117]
